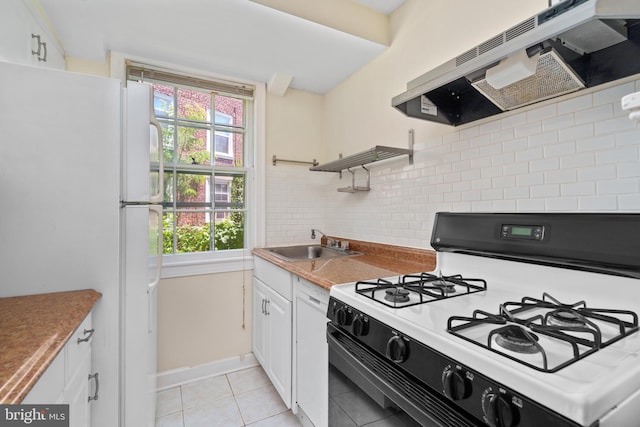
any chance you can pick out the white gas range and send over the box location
[327,213,640,427]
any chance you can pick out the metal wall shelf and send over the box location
[309,144,413,172]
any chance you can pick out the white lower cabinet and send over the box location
[253,257,293,408]
[294,276,329,427]
[23,313,96,427]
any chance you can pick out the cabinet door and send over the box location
[266,286,292,408]
[65,350,92,427]
[252,277,269,367]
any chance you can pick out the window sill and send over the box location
[160,251,254,279]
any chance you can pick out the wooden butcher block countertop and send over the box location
[0,289,101,403]
[253,238,436,290]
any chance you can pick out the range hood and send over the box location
[392,0,640,126]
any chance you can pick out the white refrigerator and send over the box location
[0,60,161,427]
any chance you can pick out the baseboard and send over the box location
[156,352,259,391]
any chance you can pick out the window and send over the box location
[128,65,254,258]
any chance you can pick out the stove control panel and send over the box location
[501,224,544,241]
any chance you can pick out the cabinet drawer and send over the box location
[254,257,292,301]
[66,314,93,385]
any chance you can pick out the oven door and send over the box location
[327,323,479,427]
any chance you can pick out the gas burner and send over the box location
[355,272,487,309]
[494,326,540,354]
[546,309,587,328]
[385,287,410,303]
[448,293,640,372]
[431,279,457,294]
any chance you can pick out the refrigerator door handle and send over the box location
[148,204,163,292]
[149,117,164,204]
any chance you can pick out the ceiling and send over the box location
[39,0,406,94]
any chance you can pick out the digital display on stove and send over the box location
[501,224,544,240]
[511,226,532,236]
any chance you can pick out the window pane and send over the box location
[160,122,175,163]
[214,172,244,209]
[153,84,174,118]
[214,131,243,167]
[163,172,174,204]
[177,88,211,122]
[175,172,211,206]
[177,125,210,165]
[162,212,175,254]
[215,95,243,127]
[175,210,211,253]
[214,211,244,250]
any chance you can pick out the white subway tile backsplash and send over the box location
[593,81,635,106]
[517,172,544,187]
[515,122,542,138]
[618,163,640,178]
[504,187,530,200]
[575,104,613,125]
[546,197,577,211]
[545,169,576,184]
[557,93,592,114]
[528,131,558,147]
[615,129,640,146]
[618,194,640,211]
[275,80,640,248]
[515,147,544,163]
[492,175,516,189]
[597,178,639,195]
[502,137,528,153]
[531,184,560,198]
[516,198,545,211]
[576,135,615,152]
[560,181,595,196]
[527,104,557,122]
[579,195,618,211]
[596,146,639,164]
[595,116,637,136]
[560,152,594,169]
[578,165,616,181]
[460,126,480,141]
[503,162,529,176]
[543,141,575,157]
[501,112,527,129]
[542,113,574,132]
[558,123,594,142]
[530,158,559,172]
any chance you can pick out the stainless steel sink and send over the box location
[264,244,361,261]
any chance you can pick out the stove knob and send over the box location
[482,390,519,427]
[385,335,408,363]
[442,368,471,401]
[335,306,353,326]
[352,315,369,336]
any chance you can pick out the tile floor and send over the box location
[155,366,301,427]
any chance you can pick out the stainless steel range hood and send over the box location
[392,0,640,126]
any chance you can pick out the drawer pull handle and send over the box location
[88,372,99,402]
[78,328,95,344]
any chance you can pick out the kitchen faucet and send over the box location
[311,229,348,250]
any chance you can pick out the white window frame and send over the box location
[111,52,265,277]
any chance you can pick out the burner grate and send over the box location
[448,293,639,373]
[355,272,487,308]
